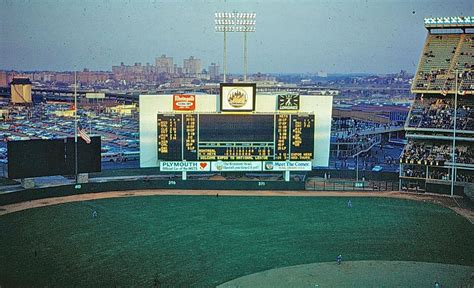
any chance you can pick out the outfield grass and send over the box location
[0,196,473,287]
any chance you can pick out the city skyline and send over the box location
[1,0,472,74]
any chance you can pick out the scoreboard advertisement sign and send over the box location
[278,94,300,110]
[211,161,262,172]
[159,161,310,172]
[263,161,312,171]
[157,113,315,162]
[160,161,210,172]
[173,94,195,111]
[220,83,256,112]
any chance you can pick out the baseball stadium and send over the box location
[1,16,474,287]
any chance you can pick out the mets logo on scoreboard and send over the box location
[220,83,256,112]
[227,88,248,108]
[278,94,300,110]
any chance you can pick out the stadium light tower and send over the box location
[215,12,256,82]
[450,69,459,197]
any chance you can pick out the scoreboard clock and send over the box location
[278,94,300,110]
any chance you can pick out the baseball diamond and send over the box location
[0,190,473,287]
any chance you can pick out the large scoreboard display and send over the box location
[157,113,315,161]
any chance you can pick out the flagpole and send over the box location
[74,70,78,184]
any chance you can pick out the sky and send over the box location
[0,0,472,74]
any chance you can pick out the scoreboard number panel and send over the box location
[157,113,315,161]
[290,115,315,160]
[275,114,290,160]
[157,114,183,160]
[183,114,198,160]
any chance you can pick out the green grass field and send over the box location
[0,195,473,287]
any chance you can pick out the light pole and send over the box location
[356,153,359,182]
[450,69,459,197]
[215,12,256,82]
[74,70,78,184]
[237,14,256,81]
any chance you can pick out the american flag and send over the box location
[77,123,91,144]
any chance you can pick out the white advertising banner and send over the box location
[263,161,312,171]
[160,161,210,172]
[211,161,262,172]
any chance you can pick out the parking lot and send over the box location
[0,101,139,169]
[0,100,403,176]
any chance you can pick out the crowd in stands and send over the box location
[455,172,474,183]
[334,134,377,144]
[407,97,474,130]
[416,68,474,91]
[413,33,474,91]
[332,134,381,159]
[332,119,402,138]
[404,166,426,178]
[416,69,447,84]
[402,140,474,165]
[333,147,390,170]
[403,165,473,183]
[428,169,450,181]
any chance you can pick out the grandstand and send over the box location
[331,103,407,159]
[401,16,474,195]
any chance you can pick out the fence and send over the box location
[305,178,398,191]
[0,162,6,178]
[308,169,399,181]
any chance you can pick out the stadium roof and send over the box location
[424,16,474,30]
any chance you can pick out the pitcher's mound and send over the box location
[218,261,474,287]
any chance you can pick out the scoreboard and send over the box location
[157,113,315,161]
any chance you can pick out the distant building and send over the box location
[10,77,32,105]
[0,71,8,87]
[301,79,312,85]
[55,72,74,83]
[53,109,75,117]
[105,104,138,115]
[175,65,183,76]
[0,109,9,121]
[78,69,110,84]
[156,55,174,74]
[112,62,148,83]
[208,63,220,81]
[183,56,201,77]
[317,71,328,77]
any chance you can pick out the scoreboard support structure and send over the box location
[182,159,187,180]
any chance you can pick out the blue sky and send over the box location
[1,0,472,73]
